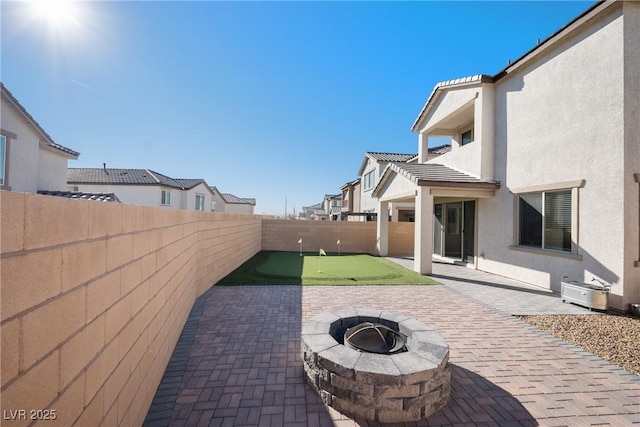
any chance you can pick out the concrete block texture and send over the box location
[0,192,265,427]
[1,190,25,253]
[302,310,450,423]
[1,248,62,321]
[262,219,414,255]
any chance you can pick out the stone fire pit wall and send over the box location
[302,308,450,423]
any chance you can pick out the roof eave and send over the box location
[411,75,493,133]
[493,0,616,83]
[1,83,80,158]
[416,179,501,190]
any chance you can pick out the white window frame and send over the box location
[195,193,205,211]
[161,189,171,206]
[364,170,375,191]
[510,180,584,260]
[0,135,6,186]
[460,125,474,146]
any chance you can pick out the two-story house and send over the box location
[340,179,362,221]
[373,0,640,311]
[219,192,256,215]
[358,148,451,222]
[68,167,218,212]
[1,83,80,193]
[300,195,342,221]
[358,152,416,221]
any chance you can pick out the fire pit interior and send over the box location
[302,308,450,423]
[344,322,407,354]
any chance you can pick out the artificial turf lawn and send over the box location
[216,251,439,285]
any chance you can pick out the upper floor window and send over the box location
[0,135,6,186]
[161,189,171,206]
[461,128,474,146]
[195,194,205,211]
[364,170,375,190]
[519,189,572,252]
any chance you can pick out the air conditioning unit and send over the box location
[560,277,609,311]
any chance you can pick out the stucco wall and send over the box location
[37,149,70,192]
[0,191,263,427]
[1,101,41,193]
[74,184,165,208]
[1,99,72,193]
[477,3,634,310]
[262,219,413,256]
[224,203,255,215]
[622,1,640,305]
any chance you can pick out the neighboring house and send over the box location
[358,148,450,221]
[1,83,80,193]
[323,194,342,221]
[300,201,324,220]
[373,0,639,311]
[340,178,363,221]
[68,167,217,212]
[220,192,256,215]
[300,195,341,221]
[209,186,227,213]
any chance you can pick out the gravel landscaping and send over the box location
[518,313,640,376]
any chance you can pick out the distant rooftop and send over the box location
[221,193,256,205]
[68,168,205,190]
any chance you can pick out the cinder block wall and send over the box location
[0,192,263,427]
[262,219,414,256]
[388,221,415,257]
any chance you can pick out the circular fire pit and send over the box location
[302,308,450,423]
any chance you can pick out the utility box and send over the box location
[560,277,609,311]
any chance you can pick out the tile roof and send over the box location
[68,168,205,190]
[221,193,256,205]
[428,144,452,155]
[411,75,492,132]
[389,163,500,186]
[38,190,121,202]
[1,83,80,158]
[366,152,417,162]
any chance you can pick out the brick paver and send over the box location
[145,276,640,426]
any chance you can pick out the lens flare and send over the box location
[31,0,77,28]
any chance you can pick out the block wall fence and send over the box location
[262,219,414,256]
[0,192,263,427]
[0,194,415,427]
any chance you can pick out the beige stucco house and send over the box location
[219,192,256,215]
[374,0,640,311]
[1,83,80,193]
[340,178,362,221]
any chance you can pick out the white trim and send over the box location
[633,173,640,267]
[430,188,496,199]
[161,189,171,206]
[0,135,6,186]
[511,179,585,194]
[508,245,583,261]
[514,187,576,255]
[379,190,416,203]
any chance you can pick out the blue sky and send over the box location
[2,0,593,215]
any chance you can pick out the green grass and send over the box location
[217,251,440,286]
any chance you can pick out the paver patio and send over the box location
[144,264,640,427]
